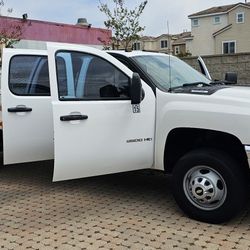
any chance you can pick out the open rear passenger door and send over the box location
[1,49,54,164]
[47,43,156,181]
[197,56,212,80]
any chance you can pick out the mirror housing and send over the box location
[131,73,142,105]
[225,72,237,84]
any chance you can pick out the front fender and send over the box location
[154,89,250,170]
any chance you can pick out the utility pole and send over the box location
[167,20,172,89]
[167,20,171,55]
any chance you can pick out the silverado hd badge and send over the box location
[126,138,153,143]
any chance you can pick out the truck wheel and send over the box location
[172,149,247,223]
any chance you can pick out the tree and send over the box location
[98,0,147,50]
[0,0,23,48]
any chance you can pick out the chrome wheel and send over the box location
[183,166,227,211]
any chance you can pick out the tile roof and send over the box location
[212,24,232,37]
[140,32,191,44]
[189,2,250,18]
[140,36,156,41]
[172,32,191,45]
[0,15,110,45]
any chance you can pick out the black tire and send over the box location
[172,148,248,223]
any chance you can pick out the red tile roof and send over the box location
[0,16,111,45]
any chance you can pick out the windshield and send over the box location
[132,55,210,91]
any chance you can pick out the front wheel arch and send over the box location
[164,128,249,175]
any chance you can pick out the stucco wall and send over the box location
[173,44,186,55]
[215,6,250,54]
[143,41,155,51]
[182,53,250,84]
[141,35,172,53]
[188,14,228,56]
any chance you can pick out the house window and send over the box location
[222,41,236,54]
[175,46,180,55]
[133,42,141,50]
[192,19,199,27]
[160,40,168,48]
[214,16,221,24]
[236,12,244,23]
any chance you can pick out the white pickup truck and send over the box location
[1,43,250,223]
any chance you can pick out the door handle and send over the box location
[60,114,88,121]
[8,106,32,113]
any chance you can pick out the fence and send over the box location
[182,53,250,85]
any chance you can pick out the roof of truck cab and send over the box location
[3,48,47,55]
[107,50,170,58]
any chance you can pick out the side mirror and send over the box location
[225,72,237,84]
[131,72,142,105]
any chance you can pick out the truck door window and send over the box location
[56,51,130,100]
[9,55,50,96]
[31,58,50,95]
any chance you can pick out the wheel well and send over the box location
[164,128,249,174]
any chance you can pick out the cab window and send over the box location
[56,51,130,100]
[9,55,50,96]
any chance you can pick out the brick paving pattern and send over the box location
[0,160,250,249]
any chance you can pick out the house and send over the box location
[132,32,191,56]
[0,16,111,50]
[187,2,250,56]
[134,34,172,53]
[171,32,191,56]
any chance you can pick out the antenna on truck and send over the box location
[167,20,172,90]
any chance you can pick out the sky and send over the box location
[0,0,244,36]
